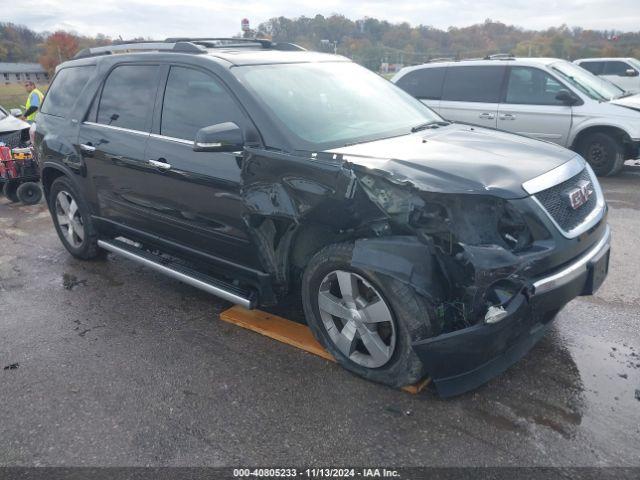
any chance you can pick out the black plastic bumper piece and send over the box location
[413,227,611,398]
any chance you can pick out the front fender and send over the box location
[569,117,639,147]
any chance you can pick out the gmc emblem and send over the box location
[565,180,594,210]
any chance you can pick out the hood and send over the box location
[0,114,30,134]
[328,124,577,199]
[609,93,640,112]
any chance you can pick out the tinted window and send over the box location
[41,66,95,118]
[97,65,159,131]
[579,61,604,75]
[160,66,246,140]
[604,61,634,76]
[442,66,505,103]
[396,67,445,100]
[505,67,565,105]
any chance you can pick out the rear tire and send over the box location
[16,181,43,205]
[578,132,625,177]
[301,242,438,388]
[3,181,19,203]
[49,176,105,260]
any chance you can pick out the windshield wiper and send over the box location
[411,120,451,133]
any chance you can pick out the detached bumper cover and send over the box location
[413,225,611,397]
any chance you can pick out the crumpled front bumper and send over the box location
[412,225,611,397]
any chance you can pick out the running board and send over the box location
[97,239,256,309]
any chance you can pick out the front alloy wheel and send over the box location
[318,270,396,368]
[302,242,436,387]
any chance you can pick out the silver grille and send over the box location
[533,166,604,237]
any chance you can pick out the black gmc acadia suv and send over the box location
[34,38,611,396]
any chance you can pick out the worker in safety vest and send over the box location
[21,81,44,123]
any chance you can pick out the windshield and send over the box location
[551,61,625,101]
[233,61,442,150]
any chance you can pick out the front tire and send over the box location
[49,176,104,260]
[301,242,438,387]
[578,132,625,177]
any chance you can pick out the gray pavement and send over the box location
[0,164,639,467]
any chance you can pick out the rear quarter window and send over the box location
[41,66,95,118]
[396,67,446,100]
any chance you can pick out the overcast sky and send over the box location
[4,0,640,39]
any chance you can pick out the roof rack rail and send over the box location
[428,57,455,63]
[164,37,306,51]
[483,53,515,60]
[74,41,205,59]
[74,38,306,59]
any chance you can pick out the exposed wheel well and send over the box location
[571,126,635,158]
[288,224,352,284]
[41,167,66,200]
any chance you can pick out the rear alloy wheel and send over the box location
[49,176,104,260]
[55,190,85,249]
[318,270,397,368]
[16,182,43,205]
[579,132,625,176]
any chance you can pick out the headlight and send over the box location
[413,195,533,253]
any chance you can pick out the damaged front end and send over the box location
[240,145,609,397]
[348,167,602,397]
[355,171,543,328]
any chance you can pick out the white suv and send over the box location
[392,57,640,176]
[574,57,640,93]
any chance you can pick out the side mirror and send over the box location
[10,108,22,117]
[194,122,244,152]
[555,89,580,106]
[625,68,639,77]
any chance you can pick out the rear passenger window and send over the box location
[505,67,565,105]
[580,61,604,75]
[160,66,246,141]
[604,61,634,76]
[41,66,95,118]
[442,66,505,103]
[97,65,159,132]
[395,68,445,100]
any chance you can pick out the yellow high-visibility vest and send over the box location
[25,88,44,122]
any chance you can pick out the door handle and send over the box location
[148,159,172,171]
[478,113,495,120]
[499,113,517,120]
[80,143,95,153]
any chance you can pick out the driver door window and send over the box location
[498,66,572,146]
[603,61,634,76]
[505,67,564,105]
[160,66,246,140]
